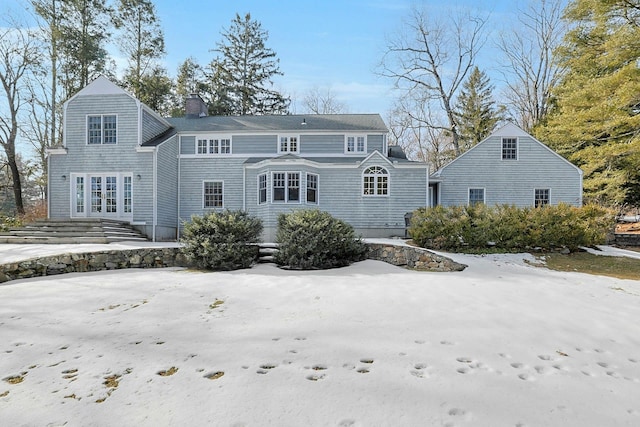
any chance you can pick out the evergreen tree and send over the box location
[536,0,640,206]
[454,66,503,151]
[170,57,207,117]
[213,13,289,115]
[57,0,112,97]
[113,0,166,100]
[137,65,172,116]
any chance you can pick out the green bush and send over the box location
[0,215,21,232]
[409,203,615,252]
[181,210,263,270]
[274,209,368,269]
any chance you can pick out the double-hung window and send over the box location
[87,115,117,145]
[306,173,318,204]
[197,137,232,154]
[203,181,223,208]
[258,174,268,204]
[346,135,366,153]
[534,189,550,207]
[363,166,388,196]
[502,137,518,160]
[469,188,485,205]
[272,172,300,203]
[278,136,299,154]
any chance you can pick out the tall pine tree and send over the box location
[213,13,289,115]
[454,66,503,152]
[536,0,640,206]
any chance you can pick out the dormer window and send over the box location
[502,137,518,160]
[87,115,117,144]
[346,135,366,154]
[278,135,299,154]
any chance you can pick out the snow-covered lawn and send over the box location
[1,248,640,426]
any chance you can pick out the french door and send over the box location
[72,173,133,219]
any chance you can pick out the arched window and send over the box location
[363,166,389,196]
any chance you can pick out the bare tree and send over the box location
[0,23,40,215]
[497,0,566,131]
[302,86,348,114]
[379,6,488,156]
[387,93,456,173]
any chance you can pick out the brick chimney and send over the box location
[185,94,208,119]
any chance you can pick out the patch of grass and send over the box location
[539,252,640,280]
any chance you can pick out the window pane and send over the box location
[210,140,218,154]
[502,138,517,160]
[347,137,355,152]
[279,137,288,152]
[258,174,267,204]
[377,176,388,195]
[469,188,484,205]
[273,173,285,201]
[306,174,317,204]
[103,116,117,144]
[535,189,550,208]
[357,136,365,152]
[364,176,374,195]
[88,116,102,144]
[124,176,132,213]
[288,172,300,201]
[204,181,223,208]
[220,139,231,154]
[289,137,298,153]
[197,139,207,154]
[76,177,84,213]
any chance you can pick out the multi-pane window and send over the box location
[75,177,85,214]
[272,172,300,202]
[469,188,485,205]
[124,176,132,213]
[502,137,518,160]
[534,188,550,208]
[363,166,388,196]
[258,174,267,204]
[87,115,117,145]
[278,136,299,153]
[346,135,366,153]
[203,181,223,208]
[197,138,231,154]
[306,173,318,204]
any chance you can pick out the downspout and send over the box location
[153,148,158,242]
[177,140,181,240]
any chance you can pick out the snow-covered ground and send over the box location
[1,245,640,426]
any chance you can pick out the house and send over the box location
[47,76,429,241]
[429,122,583,208]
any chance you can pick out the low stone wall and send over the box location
[613,233,640,247]
[0,243,465,283]
[367,243,467,272]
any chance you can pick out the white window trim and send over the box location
[277,135,300,154]
[468,187,486,205]
[271,171,302,203]
[534,188,551,207]
[202,180,224,209]
[362,166,389,197]
[86,114,118,145]
[345,134,367,154]
[195,136,233,155]
[306,173,319,205]
[257,173,268,205]
[501,137,519,160]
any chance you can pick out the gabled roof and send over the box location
[430,122,582,178]
[166,114,388,133]
[65,75,133,103]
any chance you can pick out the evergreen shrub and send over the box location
[409,203,614,252]
[274,209,368,269]
[181,210,263,270]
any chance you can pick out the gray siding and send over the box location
[438,134,582,207]
[367,134,384,153]
[180,136,195,155]
[142,110,169,142]
[156,135,179,239]
[232,134,277,154]
[300,134,344,154]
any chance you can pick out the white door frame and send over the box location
[70,172,133,220]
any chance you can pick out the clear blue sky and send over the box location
[6,0,523,114]
[152,0,518,115]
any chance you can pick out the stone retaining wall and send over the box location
[0,243,465,283]
[613,233,640,247]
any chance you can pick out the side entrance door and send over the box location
[72,173,133,220]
